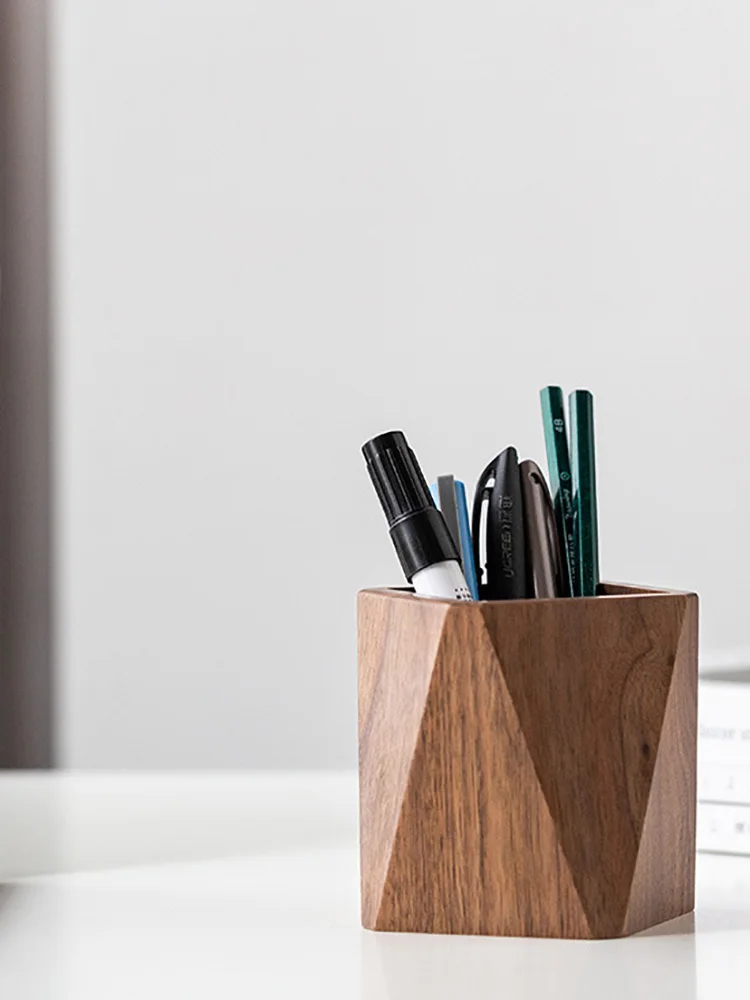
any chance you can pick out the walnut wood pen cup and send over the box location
[357,583,698,940]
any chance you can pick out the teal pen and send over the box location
[540,386,575,596]
[569,389,599,596]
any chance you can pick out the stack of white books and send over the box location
[698,669,750,854]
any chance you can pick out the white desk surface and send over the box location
[0,772,746,999]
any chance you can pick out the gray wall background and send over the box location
[37,0,750,767]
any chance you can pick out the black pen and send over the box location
[472,446,528,600]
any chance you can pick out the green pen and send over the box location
[540,386,575,596]
[569,389,599,596]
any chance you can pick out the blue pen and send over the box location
[431,477,480,599]
[454,480,480,599]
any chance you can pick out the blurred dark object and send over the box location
[0,0,53,767]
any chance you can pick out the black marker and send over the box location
[362,431,472,601]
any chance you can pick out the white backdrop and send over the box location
[53,0,750,767]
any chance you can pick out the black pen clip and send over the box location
[471,456,498,596]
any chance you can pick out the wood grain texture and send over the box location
[357,590,450,929]
[621,592,698,935]
[357,584,698,939]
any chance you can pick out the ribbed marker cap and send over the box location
[362,430,459,581]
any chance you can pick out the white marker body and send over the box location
[412,560,472,601]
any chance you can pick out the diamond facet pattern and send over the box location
[358,585,698,939]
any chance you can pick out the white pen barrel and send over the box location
[412,560,472,601]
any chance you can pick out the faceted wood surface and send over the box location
[357,584,698,939]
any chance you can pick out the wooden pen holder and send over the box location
[357,583,698,939]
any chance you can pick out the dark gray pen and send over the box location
[437,475,461,556]
[520,459,564,599]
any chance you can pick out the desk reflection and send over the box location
[361,916,696,1000]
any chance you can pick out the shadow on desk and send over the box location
[635,912,695,936]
